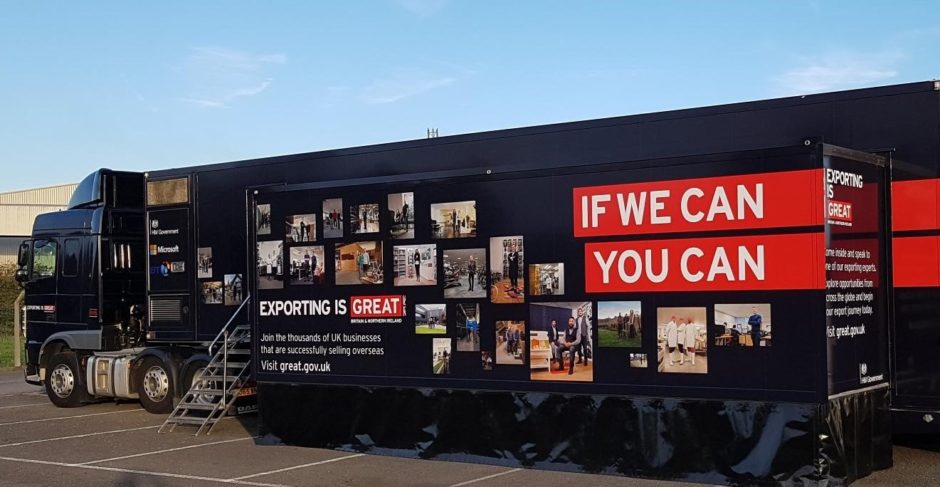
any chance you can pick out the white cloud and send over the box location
[773,52,902,95]
[178,47,286,108]
[359,72,456,104]
[395,0,449,17]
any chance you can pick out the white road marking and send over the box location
[82,436,258,465]
[0,408,141,426]
[0,402,46,410]
[449,468,523,486]
[0,425,160,448]
[0,456,288,487]
[229,453,366,480]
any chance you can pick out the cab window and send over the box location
[32,240,57,279]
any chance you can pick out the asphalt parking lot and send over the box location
[1,370,938,487]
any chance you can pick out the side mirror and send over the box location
[14,268,29,284]
[17,242,30,267]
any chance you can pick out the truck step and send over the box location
[225,349,251,355]
[206,361,249,369]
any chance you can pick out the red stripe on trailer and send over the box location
[892,179,940,232]
[892,235,940,287]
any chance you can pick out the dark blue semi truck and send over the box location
[14,80,940,483]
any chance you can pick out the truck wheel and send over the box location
[182,359,213,406]
[137,356,175,414]
[45,351,88,408]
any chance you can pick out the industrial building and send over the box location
[0,183,76,265]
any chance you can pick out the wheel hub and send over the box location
[49,364,74,398]
[142,365,169,402]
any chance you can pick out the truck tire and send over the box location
[182,359,213,406]
[45,351,88,408]
[137,356,175,414]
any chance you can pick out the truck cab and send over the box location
[18,169,147,403]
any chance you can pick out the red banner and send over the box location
[584,233,825,293]
[573,169,823,237]
[892,236,940,288]
[892,179,940,232]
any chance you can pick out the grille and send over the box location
[150,298,182,322]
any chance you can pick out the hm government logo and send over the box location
[151,219,159,229]
[859,363,868,376]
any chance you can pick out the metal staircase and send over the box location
[159,295,252,436]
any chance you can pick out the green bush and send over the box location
[0,262,22,336]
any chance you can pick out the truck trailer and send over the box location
[15,80,940,484]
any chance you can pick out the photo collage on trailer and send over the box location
[252,188,774,382]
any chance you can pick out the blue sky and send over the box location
[1,1,938,192]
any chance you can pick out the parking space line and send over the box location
[81,436,259,465]
[449,468,522,486]
[0,402,47,410]
[229,453,366,480]
[0,456,288,487]
[0,425,160,448]
[0,408,141,426]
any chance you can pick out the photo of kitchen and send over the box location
[443,248,486,298]
[393,244,437,286]
[598,301,642,348]
[334,241,383,285]
[431,200,476,239]
[388,192,414,239]
[256,240,283,290]
[223,273,243,306]
[416,304,447,335]
[529,302,593,382]
[714,303,772,347]
[432,338,452,375]
[256,203,272,235]
[528,263,564,296]
[495,320,526,365]
[349,202,380,234]
[285,213,316,243]
[456,303,480,352]
[289,245,325,285]
[657,307,708,374]
[490,236,524,303]
[322,198,343,238]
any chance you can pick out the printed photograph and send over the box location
[495,320,526,365]
[528,263,564,296]
[256,204,271,235]
[388,192,414,239]
[350,202,380,234]
[432,338,452,375]
[443,248,486,299]
[598,301,642,348]
[322,198,343,238]
[393,244,437,286]
[529,302,593,381]
[256,240,283,290]
[481,351,494,371]
[431,200,476,239]
[714,304,772,347]
[416,304,447,335]
[455,303,481,352]
[334,241,383,285]
[657,307,708,374]
[223,274,244,306]
[285,214,316,243]
[629,353,648,368]
[289,245,325,285]
[201,281,223,304]
[197,247,213,279]
[490,236,524,304]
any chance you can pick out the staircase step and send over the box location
[235,325,251,331]
[204,362,249,370]
[177,402,219,411]
[225,349,251,355]
[166,416,214,425]
[185,388,225,396]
